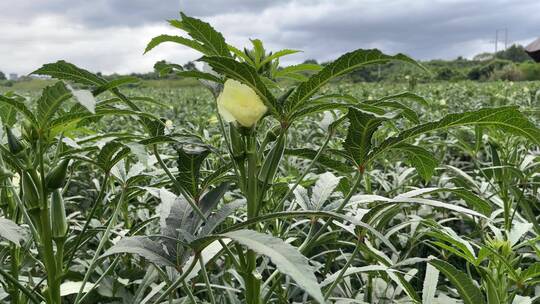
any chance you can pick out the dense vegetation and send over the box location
[1,12,540,304]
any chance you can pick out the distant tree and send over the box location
[496,44,530,62]
[468,59,513,81]
[303,59,318,65]
[0,71,5,80]
[519,62,540,80]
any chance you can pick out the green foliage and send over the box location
[1,11,540,304]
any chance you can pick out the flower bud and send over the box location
[5,127,24,155]
[217,79,267,128]
[22,119,39,142]
[46,159,70,190]
[50,189,68,239]
[228,123,245,160]
[21,170,40,210]
[258,134,286,185]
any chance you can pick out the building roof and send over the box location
[525,38,540,53]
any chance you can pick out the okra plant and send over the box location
[1,11,540,304]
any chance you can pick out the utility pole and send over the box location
[495,28,509,53]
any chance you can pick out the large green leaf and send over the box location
[101,236,175,268]
[343,107,391,166]
[176,145,210,198]
[396,187,492,216]
[0,218,27,246]
[394,144,438,182]
[200,56,278,115]
[175,12,231,57]
[0,93,21,127]
[145,34,208,54]
[430,259,486,304]
[422,260,439,304]
[285,148,353,173]
[285,49,427,113]
[367,106,540,164]
[32,60,107,87]
[96,141,131,172]
[223,229,324,304]
[0,94,37,125]
[36,82,73,127]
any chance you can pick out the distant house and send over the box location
[8,73,18,80]
[525,38,540,62]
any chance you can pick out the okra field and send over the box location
[2,12,540,304]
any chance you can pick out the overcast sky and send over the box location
[1,0,539,75]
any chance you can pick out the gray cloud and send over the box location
[1,0,539,75]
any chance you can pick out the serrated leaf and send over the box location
[396,187,492,216]
[286,49,427,113]
[395,144,438,182]
[36,82,73,127]
[368,107,540,164]
[69,89,96,114]
[0,94,37,125]
[344,107,390,166]
[0,99,17,127]
[311,172,341,210]
[145,34,208,54]
[176,145,210,198]
[285,148,353,173]
[430,259,486,304]
[96,141,130,172]
[175,70,223,83]
[0,218,26,246]
[199,200,244,237]
[92,76,140,96]
[199,56,278,115]
[101,236,175,267]
[32,60,107,87]
[179,12,230,57]
[260,49,301,66]
[274,63,322,79]
[222,229,324,303]
[522,263,540,281]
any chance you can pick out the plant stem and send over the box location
[272,130,333,213]
[199,254,216,304]
[74,185,128,304]
[37,140,61,304]
[152,254,200,304]
[65,173,109,268]
[300,170,364,253]
[244,132,261,304]
[323,240,361,299]
[0,267,44,304]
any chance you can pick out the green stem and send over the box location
[323,240,361,300]
[39,201,60,303]
[199,254,216,304]
[73,185,128,304]
[272,130,333,213]
[65,173,109,268]
[0,267,44,304]
[300,170,364,253]
[244,132,261,304]
[152,254,200,304]
[262,171,364,301]
[37,140,61,304]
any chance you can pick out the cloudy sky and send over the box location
[1,0,539,75]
